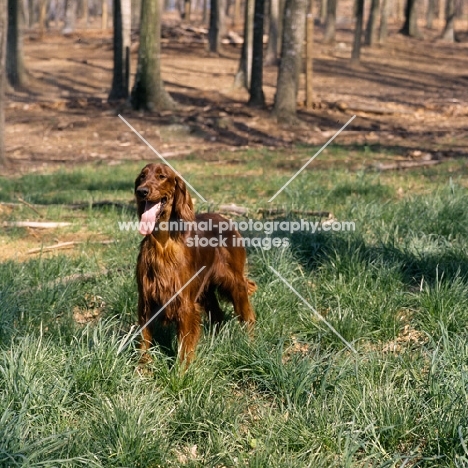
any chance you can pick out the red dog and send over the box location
[135,163,256,362]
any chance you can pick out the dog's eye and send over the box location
[158,174,166,180]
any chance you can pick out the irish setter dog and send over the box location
[135,163,256,363]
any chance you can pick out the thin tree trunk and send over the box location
[248,0,265,106]
[351,0,364,64]
[109,0,131,100]
[440,0,455,40]
[272,0,307,123]
[132,0,141,28]
[202,0,209,23]
[0,0,7,166]
[39,0,48,36]
[365,0,379,45]
[320,0,327,22]
[438,0,444,22]
[323,0,337,43]
[183,0,191,20]
[28,0,34,26]
[102,0,108,28]
[379,0,389,41]
[7,0,27,87]
[233,0,242,26]
[265,0,278,64]
[426,0,435,27]
[208,0,226,52]
[305,11,313,108]
[83,0,89,27]
[63,0,77,32]
[234,0,253,88]
[131,0,174,110]
[401,0,422,37]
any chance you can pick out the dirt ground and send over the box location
[4,15,468,174]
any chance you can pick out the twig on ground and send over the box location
[17,197,44,217]
[3,221,72,228]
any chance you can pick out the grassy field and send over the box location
[1,146,468,467]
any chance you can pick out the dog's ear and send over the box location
[172,175,195,222]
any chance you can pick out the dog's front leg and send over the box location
[176,304,202,364]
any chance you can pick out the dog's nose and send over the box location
[136,187,149,198]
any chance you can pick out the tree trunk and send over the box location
[272,0,307,123]
[202,0,209,23]
[379,0,389,42]
[351,0,364,64]
[234,0,254,88]
[305,11,313,108]
[102,0,108,28]
[109,0,131,100]
[365,0,379,45]
[264,0,279,64]
[183,0,191,20]
[320,0,327,22]
[400,0,422,37]
[248,0,265,106]
[233,0,242,26]
[131,0,174,110]
[63,0,77,32]
[438,0,445,22]
[83,0,89,27]
[7,0,27,88]
[39,0,48,37]
[426,0,435,27]
[208,0,226,52]
[323,0,337,43]
[0,0,7,166]
[132,0,141,28]
[440,0,455,40]
[28,0,34,26]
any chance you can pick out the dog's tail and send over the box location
[246,278,257,296]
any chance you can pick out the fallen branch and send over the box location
[28,241,77,254]
[219,204,249,216]
[375,160,441,171]
[3,221,72,228]
[17,197,44,217]
[0,200,134,211]
[258,209,333,218]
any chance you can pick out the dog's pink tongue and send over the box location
[139,202,162,235]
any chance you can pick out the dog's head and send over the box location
[135,163,195,236]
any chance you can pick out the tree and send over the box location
[0,0,7,166]
[248,0,265,106]
[400,0,422,37]
[323,0,337,43]
[234,0,254,88]
[351,0,364,64]
[109,0,131,101]
[379,0,389,42]
[426,0,435,28]
[365,0,380,45]
[63,0,77,33]
[264,0,279,65]
[131,0,174,110]
[208,0,227,53]
[440,0,455,41]
[272,0,307,123]
[7,0,26,88]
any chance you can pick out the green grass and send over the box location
[1,148,468,466]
